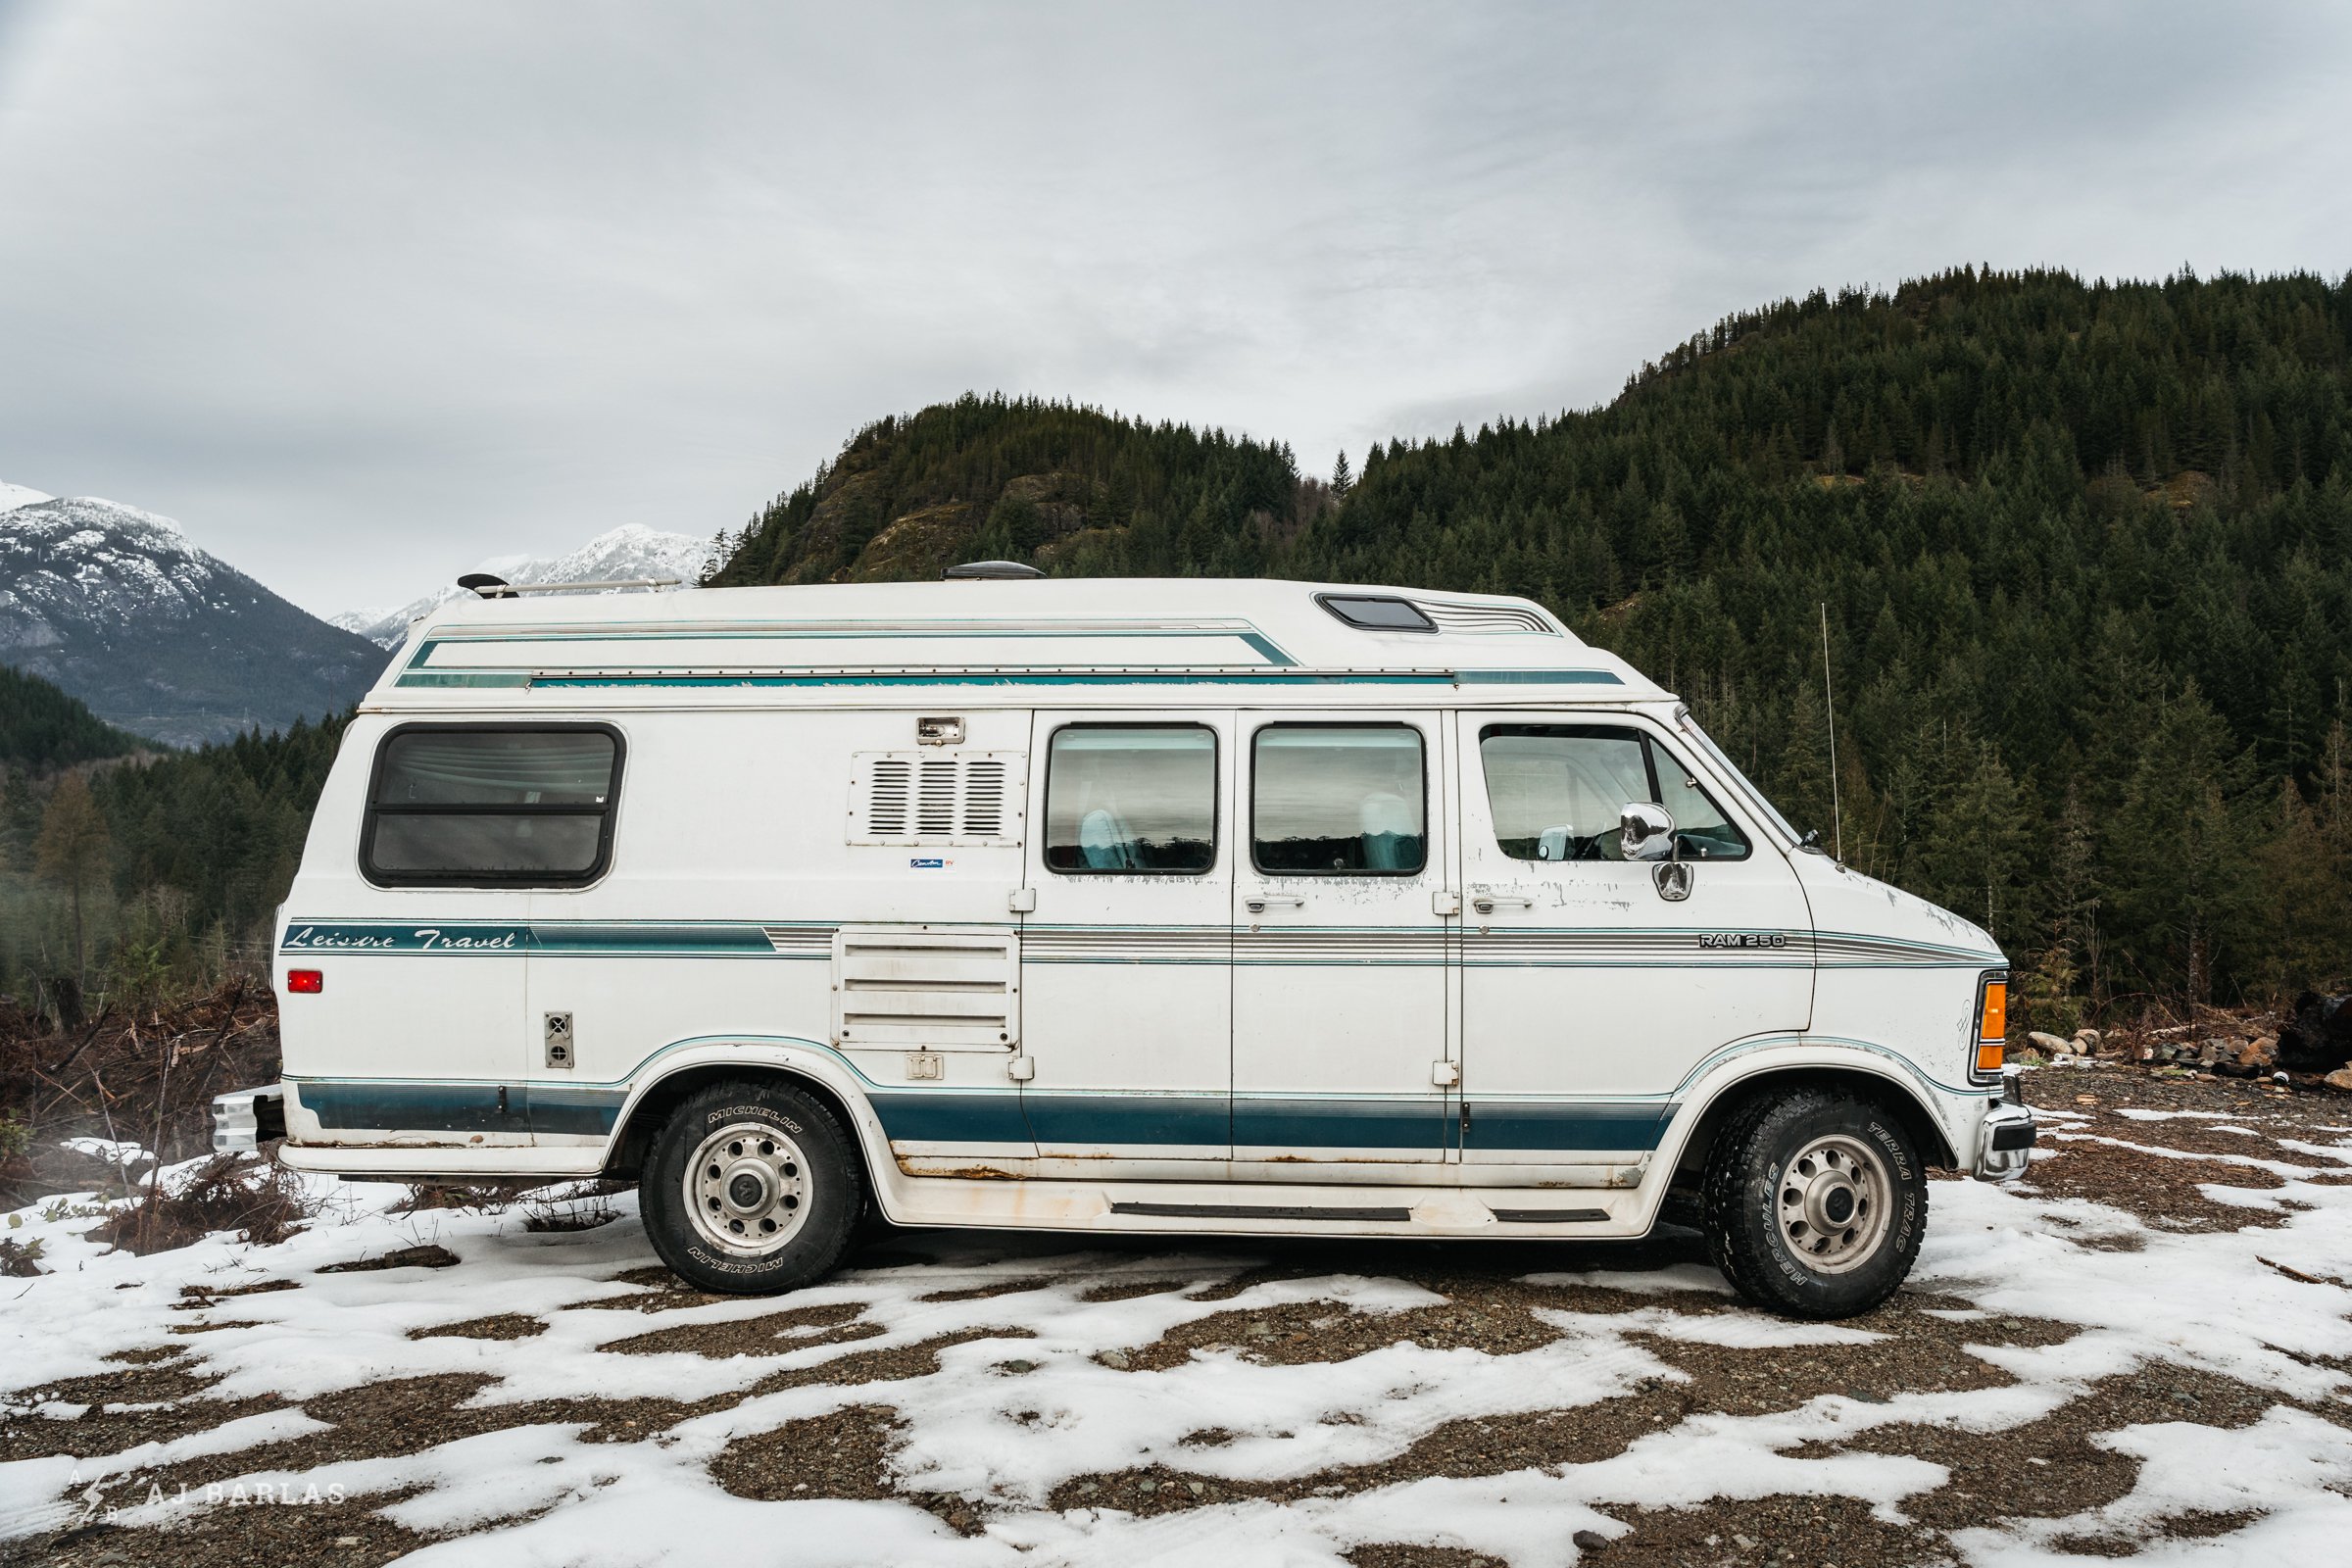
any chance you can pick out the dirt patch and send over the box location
[0,1353,286,1464]
[1603,1493,1939,1567]
[316,1244,460,1274]
[3,1486,435,1568]
[408,1313,547,1342]
[2022,1136,2297,1231]
[1078,1277,1196,1303]
[745,1328,1038,1397]
[708,1401,904,1499]
[564,1264,736,1313]
[1120,1296,1563,1374]
[1347,1548,1509,1568]
[916,1274,1057,1303]
[88,1372,697,1506]
[173,1278,299,1309]
[2050,1508,2264,1555]
[600,1299,879,1358]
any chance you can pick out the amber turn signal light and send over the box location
[285,969,323,995]
[1975,978,2008,1075]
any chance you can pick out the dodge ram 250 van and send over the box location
[214,574,2034,1319]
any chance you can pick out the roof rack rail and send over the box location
[460,574,683,599]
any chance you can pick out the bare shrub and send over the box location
[521,1179,630,1233]
[92,1152,317,1255]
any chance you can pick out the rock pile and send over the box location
[2277,992,2352,1075]
[2016,994,2352,1093]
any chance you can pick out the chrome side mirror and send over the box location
[1619,801,1676,862]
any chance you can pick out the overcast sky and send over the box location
[2,2,2348,617]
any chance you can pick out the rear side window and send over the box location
[1043,725,1217,873]
[363,725,622,886]
[1478,723,1748,861]
[1252,724,1426,874]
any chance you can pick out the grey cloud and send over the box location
[0,1,2345,614]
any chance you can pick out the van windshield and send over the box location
[1676,712,1801,846]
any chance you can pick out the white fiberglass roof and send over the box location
[380,577,1664,703]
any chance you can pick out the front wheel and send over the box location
[640,1079,864,1295]
[1701,1088,1926,1319]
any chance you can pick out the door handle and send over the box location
[1471,895,1535,914]
[1245,894,1306,914]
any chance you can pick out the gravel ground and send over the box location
[3,1067,2349,1567]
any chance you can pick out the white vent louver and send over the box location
[850,752,1024,846]
[832,928,1019,1051]
[1416,601,1558,635]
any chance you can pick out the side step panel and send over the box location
[1111,1200,1413,1222]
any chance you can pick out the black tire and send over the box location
[1701,1087,1926,1319]
[639,1079,864,1295]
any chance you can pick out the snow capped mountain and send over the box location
[333,523,709,649]
[0,489,388,747]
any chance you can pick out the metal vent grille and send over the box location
[832,927,1019,1050]
[1416,601,1558,635]
[850,753,1024,845]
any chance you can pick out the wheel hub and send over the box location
[1777,1134,1891,1275]
[685,1121,811,1255]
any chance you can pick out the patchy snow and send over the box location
[4,1115,2351,1564]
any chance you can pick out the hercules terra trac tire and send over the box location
[640,1079,864,1295]
[1701,1087,1926,1319]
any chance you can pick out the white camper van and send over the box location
[215,573,2033,1319]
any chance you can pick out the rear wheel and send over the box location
[1701,1087,1925,1319]
[640,1079,863,1295]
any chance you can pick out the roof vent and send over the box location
[1316,593,1436,633]
[458,572,516,599]
[943,560,1044,580]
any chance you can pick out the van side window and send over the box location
[1478,724,1748,861]
[363,724,622,886]
[1043,725,1216,873]
[1252,724,1426,875]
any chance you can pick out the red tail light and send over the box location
[285,969,323,995]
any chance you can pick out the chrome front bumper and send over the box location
[1973,1071,2036,1181]
[212,1083,287,1152]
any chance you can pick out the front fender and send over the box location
[1639,1036,1974,1229]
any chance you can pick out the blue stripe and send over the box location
[1466,1101,1672,1152]
[865,1089,1034,1146]
[1023,1092,1231,1149]
[1233,1097,1448,1152]
[528,1086,630,1136]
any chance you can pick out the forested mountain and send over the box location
[714,269,2352,1019]
[0,664,142,771]
[0,662,343,1015]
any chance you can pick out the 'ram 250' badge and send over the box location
[1698,931,1789,949]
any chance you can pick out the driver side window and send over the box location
[1477,723,1749,862]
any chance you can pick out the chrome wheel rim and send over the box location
[1777,1134,1891,1274]
[684,1120,810,1255]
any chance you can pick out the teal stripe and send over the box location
[1449,668,1623,685]
[519,671,1465,690]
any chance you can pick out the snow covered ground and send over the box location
[4,1074,2351,1568]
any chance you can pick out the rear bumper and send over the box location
[211,1083,286,1152]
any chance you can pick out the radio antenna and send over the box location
[1821,602,1842,861]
